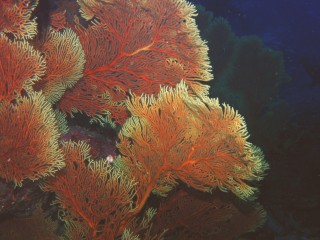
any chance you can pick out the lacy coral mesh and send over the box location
[0,92,65,186]
[151,189,266,240]
[118,81,268,204]
[42,141,136,239]
[0,0,39,39]
[0,33,46,102]
[58,0,212,124]
[33,28,85,103]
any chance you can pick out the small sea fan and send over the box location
[42,141,136,239]
[33,28,85,103]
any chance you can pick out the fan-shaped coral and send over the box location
[42,141,136,239]
[0,0,39,39]
[58,0,212,124]
[0,33,46,102]
[0,91,65,186]
[0,205,59,240]
[117,81,268,213]
[151,188,266,240]
[0,1,270,239]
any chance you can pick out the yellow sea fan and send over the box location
[33,28,85,103]
[118,81,268,202]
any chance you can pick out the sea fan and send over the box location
[117,81,268,211]
[58,0,212,124]
[0,92,65,186]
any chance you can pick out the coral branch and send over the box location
[117,81,268,209]
[151,188,266,239]
[58,0,212,124]
[42,141,136,239]
[33,28,85,103]
[0,92,65,186]
[0,33,46,102]
[0,0,39,39]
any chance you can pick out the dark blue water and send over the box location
[191,0,320,239]
[195,0,320,111]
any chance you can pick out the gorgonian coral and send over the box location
[117,81,268,211]
[0,0,269,239]
[33,28,85,103]
[58,0,212,124]
[0,92,65,186]
[151,188,266,240]
[0,33,46,102]
[42,141,136,239]
[0,0,39,39]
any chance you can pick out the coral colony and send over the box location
[0,0,268,239]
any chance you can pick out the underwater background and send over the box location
[192,0,320,239]
[0,0,319,239]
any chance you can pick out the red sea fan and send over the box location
[58,0,212,124]
[54,0,81,29]
[0,33,46,102]
[42,141,136,239]
[0,92,65,186]
[50,10,67,32]
[0,0,39,39]
[0,205,59,240]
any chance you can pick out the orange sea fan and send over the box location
[58,0,212,124]
[33,28,85,103]
[0,0,39,39]
[117,81,268,213]
[0,91,65,186]
[42,141,136,239]
[0,33,46,102]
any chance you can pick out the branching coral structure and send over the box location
[58,0,212,124]
[32,28,85,103]
[0,92,65,186]
[0,33,46,102]
[42,141,136,239]
[151,188,266,240]
[0,0,269,239]
[0,0,39,39]
[118,81,268,207]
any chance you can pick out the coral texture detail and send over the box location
[42,141,136,239]
[118,81,268,207]
[0,33,46,102]
[33,28,85,103]
[0,0,39,39]
[152,189,266,240]
[58,0,212,124]
[0,92,65,186]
